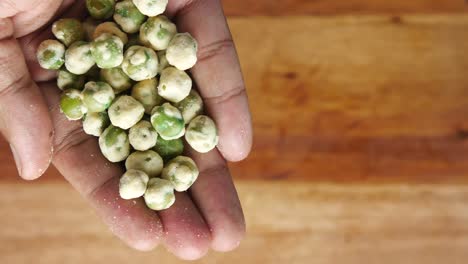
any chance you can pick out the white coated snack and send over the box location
[144,178,175,211]
[129,120,158,151]
[157,66,192,103]
[132,0,168,17]
[131,78,163,114]
[185,115,219,153]
[82,81,115,113]
[83,112,110,137]
[108,95,145,129]
[140,15,177,51]
[119,169,149,200]
[65,41,95,74]
[37,40,65,70]
[157,50,169,75]
[161,156,199,192]
[99,125,131,162]
[174,89,203,124]
[122,45,159,81]
[125,150,164,177]
[166,33,198,71]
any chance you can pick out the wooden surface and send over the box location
[2,0,468,263]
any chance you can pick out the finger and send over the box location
[187,146,246,252]
[41,82,163,251]
[167,0,253,162]
[0,18,54,180]
[19,0,85,82]
[0,0,63,38]
[158,192,212,260]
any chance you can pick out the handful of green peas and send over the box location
[36,0,218,211]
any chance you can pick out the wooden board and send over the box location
[1,182,468,264]
[222,0,468,16]
[2,15,468,183]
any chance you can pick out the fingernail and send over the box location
[9,144,22,177]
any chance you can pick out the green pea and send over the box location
[99,125,130,162]
[83,112,110,137]
[52,19,85,47]
[140,15,177,51]
[100,67,133,94]
[119,169,149,200]
[65,41,95,75]
[91,33,124,69]
[129,120,158,151]
[86,0,115,19]
[57,69,85,91]
[60,89,87,120]
[131,78,163,114]
[133,0,168,17]
[150,102,185,140]
[125,150,164,177]
[174,89,203,124]
[108,95,145,129]
[121,45,159,81]
[157,50,169,75]
[185,115,219,153]
[36,40,65,70]
[93,22,128,44]
[161,156,199,192]
[144,178,175,211]
[114,0,146,34]
[153,137,184,161]
[82,81,115,112]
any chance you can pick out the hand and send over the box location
[0,0,252,259]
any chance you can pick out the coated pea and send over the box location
[174,89,203,124]
[157,66,192,103]
[161,156,199,192]
[128,120,158,151]
[86,0,115,19]
[60,89,87,120]
[166,33,198,71]
[82,81,115,112]
[52,18,84,47]
[131,78,163,114]
[119,169,149,200]
[125,150,163,177]
[57,69,85,91]
[114,0,146,34]
[65,41,95,75]
[140,15,177,51]
[83,112,110,137]
[132,0,168,17]
[121,45,159,81]
[91,33,124,69]
[37,40,65,70]
[150,102,185,140]
[93,22,128,44]
[144,178,175,211]
[108,95,145,129]
[100,67,133,94]
[99,125,130,162]
[185,115,219,153]
[153,137,184,161]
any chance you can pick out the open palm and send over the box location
[0,0,252,259]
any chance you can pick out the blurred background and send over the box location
[2,0,468,263]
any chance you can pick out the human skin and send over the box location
[0,0,252,260]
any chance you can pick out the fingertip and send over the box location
[166,240,210,260]
[211,219,246,252]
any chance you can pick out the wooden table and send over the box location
[2,1,468,263]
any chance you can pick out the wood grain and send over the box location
[229,15,468,182]
[222,0,468,16]
[1,182,468,263]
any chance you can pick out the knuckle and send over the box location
[197,38,235,64]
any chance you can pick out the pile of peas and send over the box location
[36,0,219,211]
